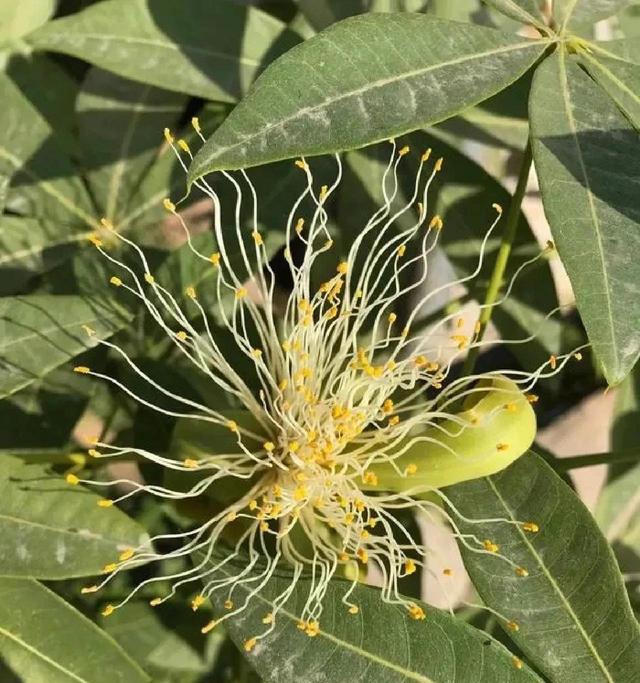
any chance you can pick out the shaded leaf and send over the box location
[482,0,547,28]
[207,559,543,682]
[0,455,149,579]
[530,51,640,385]
[0,577,149,682]
[554,0,632,30]
[189,14,548,177]
[448,451,640,682]
[298,0,429,31]
[29,0,301,101]
[0,294,130,398]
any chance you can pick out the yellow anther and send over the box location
[398,145,410,156]
[382,398,394,414]
[289,440,300,453]
[492,202,503,214]
[325,306,338,320]
[295,217,304,234]
[296,620,307,631]
[226,511,237,522]
[388,415,400,426]
[348,605,359,615]
[344,513,355,525]
[259,521,269,532]
[442,568,453,577]
[88,234,103,247]
[339,552,349,563]
[522,521,539,533]
[81,585,98,594]
[404,559,417,575]
[549,354,557,369]
[101,604,115,617]
[294,159,308,170]
[408,604,426,620]
[81,325,96,337]
[357,548,369,564]
[251,348,262,359]
[118,548,134,562]
[163,127,174,144]
[397,244,406,257]
[191,117,201,134]
[183,458,198,468]
[209,252,221,266]
[103,563,117,573]
[65,473,80,486]
[483,540,499,553]
[337,261,348,275]
[109,275,122,287]
[73,366,91,375]
[293,485,308,502]
[512,657,523,670]
[387,312,397,325]
[503,402,517,413]
[100,217,114,231]
[506,620,520,632]
[515,566,529,577]
[360,530,370,540]
[191,594,205,611]
[324,238,334,249]
[305,620,320,637]
[224,599,234,610]
[163,197,175,212]
[362,471,378,486]
[434,157,443,171]
[177,139,190,153]
[201,620,217,634]
[428,215,444,232]
[263,441,275,452]
[235,287,247,299]
[262,612,274,624]
[88,448,101,458]
[526,393,539,403]
[421,148,432,162]
[574,352,583,361]
[176,330,187,341]
[474,320,482,334]
[150,597,163,607]
[244,637,257,652]
[496,442,509,452]
[319,184,329,200]
[252,230,263,246]
[98,499,113,508]
[227,420,238,433]
[404,463,418,476]
[144,273,155,284]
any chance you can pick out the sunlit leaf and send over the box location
[554,0,631,31]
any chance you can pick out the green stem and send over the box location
[461,140,533,377]
[552,448,640,472]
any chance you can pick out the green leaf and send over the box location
[207,561,543,682]
[0,294,130,399]
[298,0,429,31]
[188,14,548,177]
[0,455,149,579]
[554,0,632,31]
[0,0,54,45]
[29,0,300,101]
[579,47,640,129]
[0,577,149,682]
[482,1,547,28]
[530,51,640,385]
[76,68,187,223]
[447,452,640,682]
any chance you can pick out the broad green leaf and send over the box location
[447,452,640,682]
[554,0,632,30]
[188,14,548,178]
[298,0,428,31]
[76,68,186,223]
[0,577,149,682]
[29,0,300,101]
[530,51,640,385]
[579,47,640,129]
[0,0,54,45]
[206,560,543,682]
[0,455,149,579]
[0,72,97,258]
[482,0,547,28]
[0,294,130,398]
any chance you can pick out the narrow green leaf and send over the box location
[448,452,640,682]
[530,51,640,384]
[0,578,149,682]
[554,0,631,31]
[207,561,543,682]
[0,455,149,579]
[188,14,548,177]
[579,47,640,129]
[0,294,130,398]
[29,0,300,101]
[76,68,186,223]
[482,0,547,29]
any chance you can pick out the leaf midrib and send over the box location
[486,475,614,682]
[580,51,640,118]
[557,50,618,360]
[196,38,546,168]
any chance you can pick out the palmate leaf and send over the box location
[482,1,547,29]
[447,452,640,682]
[553,0,632,31]
[203,559,543,683]
[0,578,148,682]
[0,455,149,579]
[188,14,548,178]
[28,0,300,102]
[530,50,640,385]
[0,294,130,398]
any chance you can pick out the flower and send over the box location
[73,124,578,647]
